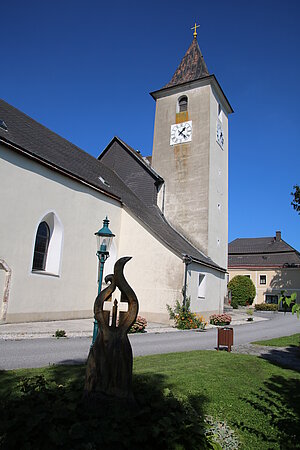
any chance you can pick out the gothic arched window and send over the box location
[178,96,188,112]
[32,221,50,271]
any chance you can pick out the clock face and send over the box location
[170,120,192,145]
[216,120,224,149]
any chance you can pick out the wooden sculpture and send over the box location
[84,257,138,401]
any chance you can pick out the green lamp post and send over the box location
[91,216,115,345]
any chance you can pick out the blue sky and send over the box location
[1,0,299,249]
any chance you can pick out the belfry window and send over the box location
[32,221,50,271]
[178,96,188,112]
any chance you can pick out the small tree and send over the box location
[278,290,300,319]
[227,275,256,309]
[291,185,300,215]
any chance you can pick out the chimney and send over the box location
[275,230,281,241]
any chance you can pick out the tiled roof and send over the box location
[164,38,209,88]
[228,235,300,268]
[0,98,224,272]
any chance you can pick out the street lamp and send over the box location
[91,216,115,345]
[182,254,192,311]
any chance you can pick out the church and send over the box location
[0,30,233,324]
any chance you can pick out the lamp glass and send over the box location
[95,217,115,254]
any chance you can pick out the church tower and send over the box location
[151,29,233,269]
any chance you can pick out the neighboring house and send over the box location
[0,33,232,323]
[228,231,300,305]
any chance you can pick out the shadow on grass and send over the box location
[234,374,300,450]
[259,346,300,373]
[0,365,209,450]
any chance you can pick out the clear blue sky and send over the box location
[1,0,299,249]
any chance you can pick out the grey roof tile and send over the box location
[228,236,300,267]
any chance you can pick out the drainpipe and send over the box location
[182,254,193,310]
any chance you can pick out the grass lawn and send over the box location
[252,333,300,347]
[1,351,300,449]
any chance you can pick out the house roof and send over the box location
[228,234,300,268]
[0,98,224,272]
[164,38,209,88]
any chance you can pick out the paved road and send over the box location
[0,313,299,370]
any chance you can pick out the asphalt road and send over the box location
[0,313,299,370]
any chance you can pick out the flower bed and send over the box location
[209,313,232,326]
[129,315,147,333]
[174,312,206,330]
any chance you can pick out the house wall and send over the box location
[0,144,122,323]
[228,268,300,304]
[187,262,226,321]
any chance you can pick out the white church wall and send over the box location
[118,208,184,324]
[0,144,122,322]
[208,87,229,270]
[187,262,226,320]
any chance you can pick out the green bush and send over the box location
[255,303,278,311]
[227,275,256,309]
[54,329,67,338]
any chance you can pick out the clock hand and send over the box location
[178,127,186,137]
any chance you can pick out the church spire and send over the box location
[164,32,209,88]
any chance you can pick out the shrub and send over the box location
[129,316,147,333]
[205,416,240,450]
[227,275,256,308]
[0,374,211,449]
[54,329,67,338]
[167,299,206,330]
[209,314,232,326]
[255,303,278,311]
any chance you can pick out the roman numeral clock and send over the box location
[170,120,192,145]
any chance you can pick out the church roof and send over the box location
[99,136,163,184]
[228,233,300,268]
[0,98,224,272]
[164,37,209,88]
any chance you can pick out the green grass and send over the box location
[252,333,300,347]
[1,351,300,449]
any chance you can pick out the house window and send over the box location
[198,273,206,299]
[265,295,278,304]
[260,275,266,285]
[178,96,188,112]
[32,222,50,271]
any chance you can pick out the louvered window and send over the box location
[178,96,188,112]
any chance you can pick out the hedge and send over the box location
[255,303,278,311]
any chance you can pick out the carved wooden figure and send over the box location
[84,257,138,401]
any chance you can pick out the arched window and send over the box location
[178,96,188,112]
[31,212,63,275]
[32,222,50,271]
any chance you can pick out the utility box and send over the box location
[217,327,233,352]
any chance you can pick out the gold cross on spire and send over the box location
[191,22,200,39]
